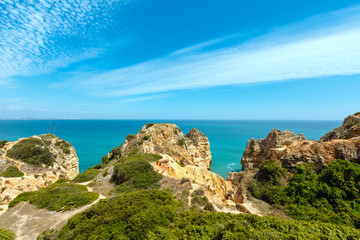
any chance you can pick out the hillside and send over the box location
[1,115,360,239]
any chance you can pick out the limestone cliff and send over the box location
[120,123,212,169]
[0,134,79,204]
[241,114,360,171]
[104,123,237,210]
[241,129,307,169]
[321,113,360,141]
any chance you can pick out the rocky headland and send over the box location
[0,134,79,205]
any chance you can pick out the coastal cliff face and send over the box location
[321,113,360,141]
[120,123,212,169]
[241,113,360,171]
[241,129,307,169]
[103,123,237,209]
[0,135,79,204]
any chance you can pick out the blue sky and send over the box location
[0,0,360,120]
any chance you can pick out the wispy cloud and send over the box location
[56,5,360,97]
[0,0,133,82]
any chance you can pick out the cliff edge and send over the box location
[0,134,79,205]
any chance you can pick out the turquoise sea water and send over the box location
[0,120,341,178]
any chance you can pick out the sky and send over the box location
[0,0,360,120]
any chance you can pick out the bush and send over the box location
[145,123,154,128]
[37,229,58,240]
[72,169,100,183]
[58,190,178,240]
[143,135,150,141]
[178,138,185,146]
[249,159,360,228]
[55,140,70,154]
[0,228,15,240]
[0,140,9,148]
[0,166,24,177]
[58,190,360,239]
[111,158,162,191]
[6,138,54,167]
[9,191,35,208]
[9,183,98,211]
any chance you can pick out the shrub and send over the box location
[249,159,360,228]
[37,229,58,240]
[0,228,15,240]
[143,135,150,141]
[9,191,35,208]
[6,138,54,167]
[9,183,98,211]
[178,138,185,146]
[0,166,24,177]
[58,190,178,240]
[58,190,360,239]
[72,169,100,183]
[111,158,162,191]
[0,140,9,148]
[55,140,70,154]
[145,123,154,128]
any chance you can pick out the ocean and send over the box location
[0,120,341,178]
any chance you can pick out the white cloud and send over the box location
[57,5,360,97]
[0,0,132,82]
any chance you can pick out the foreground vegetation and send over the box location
[0,228,14,240]
[9,182,98,211]
[0,166,24,178]
[249,159,360,228]
[40,189,360,239]
[6,137,54,167]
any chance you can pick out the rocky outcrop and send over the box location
[241,114,360,171]
[321,113,360,141]
[151,155,235,207]
[0,135,79,204]
[107,123,237,210]
[241,129,307,169]
[120,123,212,169]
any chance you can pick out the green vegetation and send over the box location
[249,159,360,228]
[55,140,70,154]
[178,137,185,146]
[72,168,100,183]
[0,228,15,240]
[126,149,162,162]
[8,191,35,208]
[56,189,360,239]
[145,123,154,128]
[6,137,54,167]
[354,112,360,116]
[111,157,162,193]
[0,166,24,177]
[126,134,137,141]
[9,183,98,211]
[191,188,215,211]
[143,135,150,140]
[0,140,9,148]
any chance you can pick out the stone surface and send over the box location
[241,114,360,171]
[0,135,79,204]
[241,129,307,169]
[120,123,212,169]
[321,113,360,141]
[151,155,234,207]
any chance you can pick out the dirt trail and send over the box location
[0,185,105,240]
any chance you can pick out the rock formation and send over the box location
[0,134,79,204]
[105,123,237,209]
[241,129,307,169]
[321,113,360,141]
[120,123,212,169]
[241,113,360,171]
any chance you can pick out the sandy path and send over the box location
[0,184,105,240]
